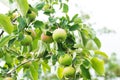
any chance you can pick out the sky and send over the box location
[0,0,120,58]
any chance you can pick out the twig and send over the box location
[7,59,39,75]
[0,30,4,37]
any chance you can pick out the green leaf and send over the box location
[81,29,89,39]
[91,57,105,75]
[57,43,67,51]
[16,0,29,16]
[34,20,44,28]
[36,2,45,10]
[9,0,14,3]
[0,14,14,34]
[44,8,55,15]
[32,61,39,72]
[41,61,50,73]
[5,53,13,64]
[65,33,75,49]
[66,14,70,22]
[63,3,69,13]
[71,14,78,22]
[85,39,98,50]
[80,64,91,79]
[82,58,91,68]
[17,16,27,32]
[59,16,68,28]
[94,37,101,49]
[57,66,64,79]
[0,35,15,47]
[49,16,57,23]
[69,24,80,31]
[30,62,39,80]
[52,54,57,65]
[94,50,108,59]
[31,39,39,51]
[8,38,16,47]
[80,31,88,47]
[74,17,82,24]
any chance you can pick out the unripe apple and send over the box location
[63,66,75,78]
[21,35,33,46]
[27,11,36,21]
[26,29,37,39]
[58,54,72,66]
[52,28,67,42]
[4,77,13,80]
[41,33,53,43]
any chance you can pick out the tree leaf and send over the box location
[0,14,14,34]
[0,35,15,47]
[16,0,29,16]
[80,31,88,47]
[85,39,98,50]
[65,33,75,49]
[80,64,91,79]
[91,57,105,75]
[69,24,80,31]
[66,14,70,22]
[63,3,69,13]
[74,17,82,24]
[57,66,64,79]
[5,53,13,64]
[17,16,27,32]
[94,50,108,59]
[41,61,50,73]
[82,58,91,68]
[94,37,101,49]
[34,20,44,29]
[36,2,45,10]
[71,14,78,22]
[52,54,57,65]
[31,39,39,51]
[8,38,16,47]
[30,62,39,80]
[49,16,57,23]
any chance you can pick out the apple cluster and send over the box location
[41,28,75,78]
[41,28,67,43]
[58,54,75,78]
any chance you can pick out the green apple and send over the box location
[58,54,72,66]
[27,11,36,21]
[4,77,13,80]
[21,35,33,46]
[41,33,53,43]
[52,28,67,42]
[63,66,75,78]
[26,29,37,39]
